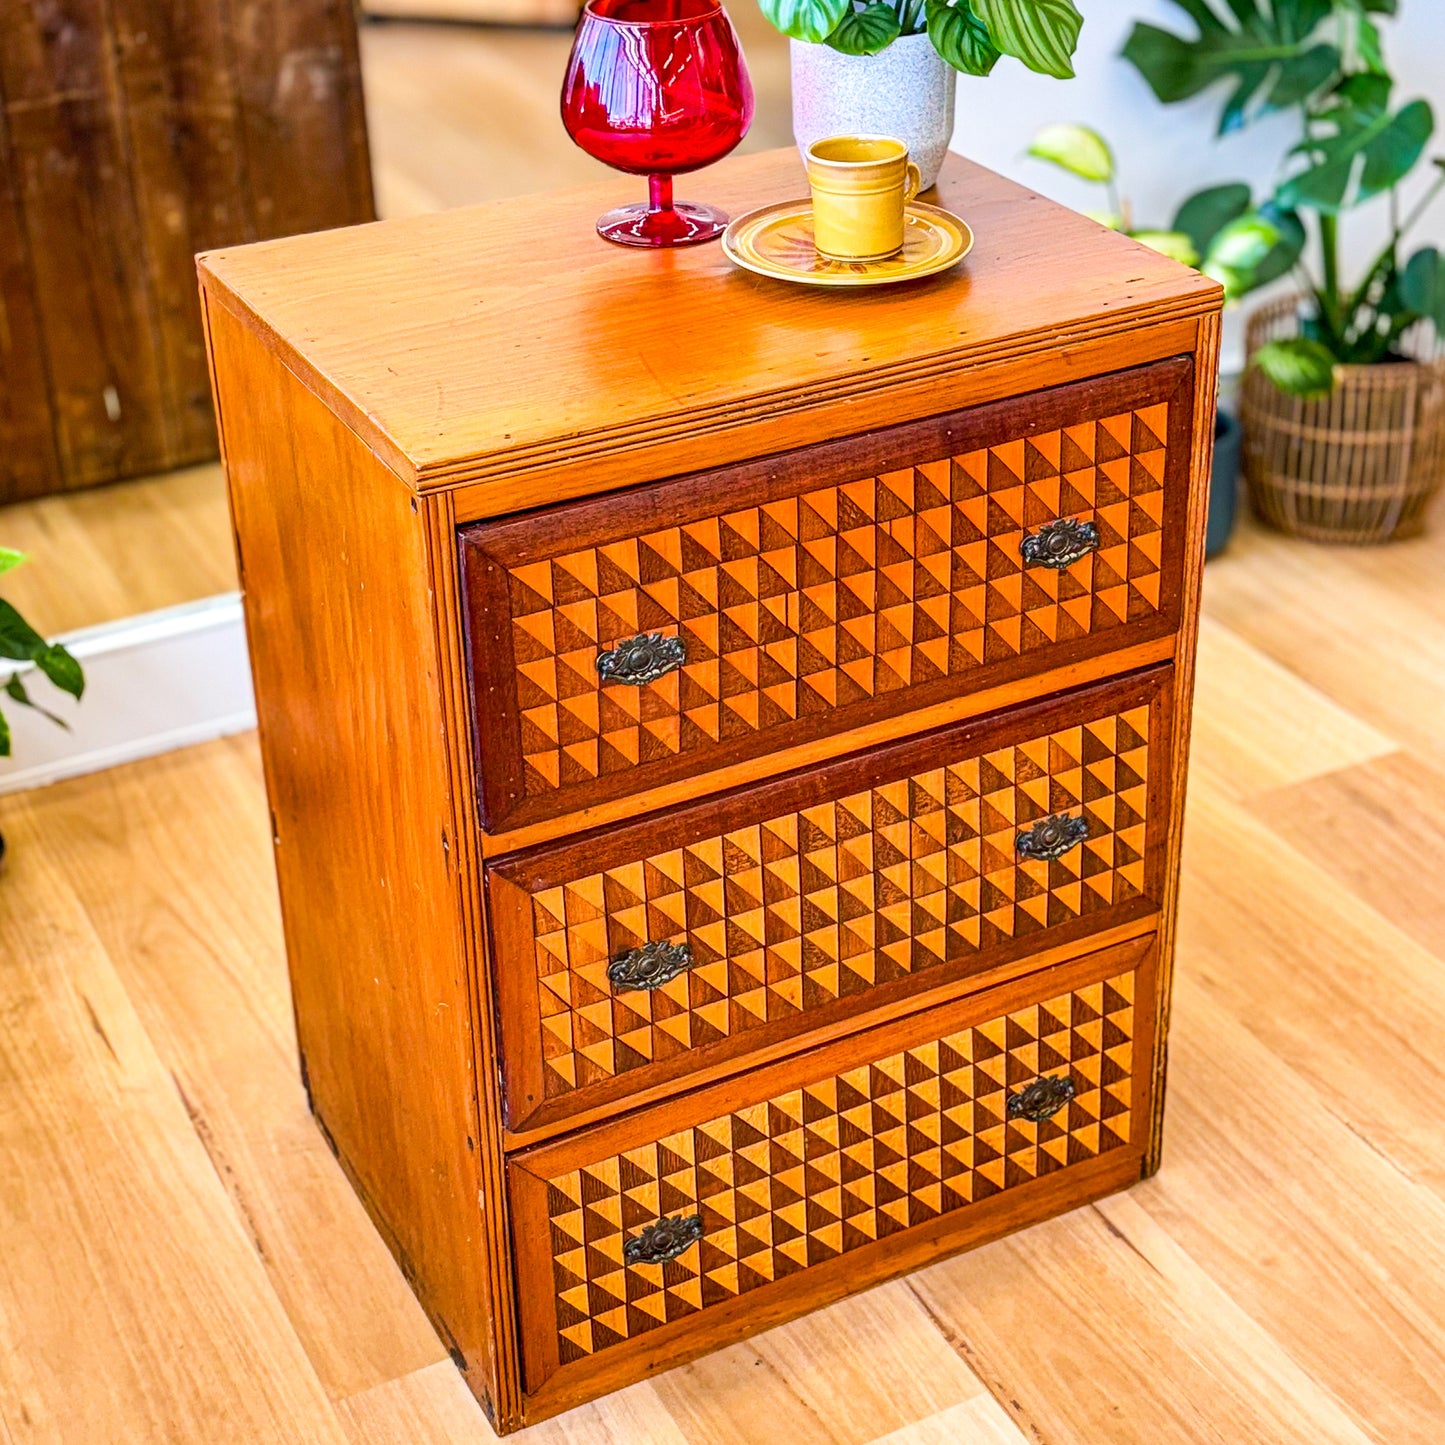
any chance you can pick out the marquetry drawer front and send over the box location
[509,941,1154,1395]
[487,667,1169,1133]
[459,359,1193,831]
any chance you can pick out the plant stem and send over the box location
[1320,211,1342,328]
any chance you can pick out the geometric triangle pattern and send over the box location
[507,404,1170,801]
[543,966,1137,1364]
[527,699,1150,1101]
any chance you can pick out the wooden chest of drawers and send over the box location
[199,149,1221,1432]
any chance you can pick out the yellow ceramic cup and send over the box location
[805,135,923,262]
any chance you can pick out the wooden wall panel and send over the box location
[0,0,374,504]
[0,0,171,489]
[0,98,58,494]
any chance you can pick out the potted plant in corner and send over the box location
[765,0,1087,190]
[0,547,85,864]
[1125,0,1445,543]
[1025,121,1304,555]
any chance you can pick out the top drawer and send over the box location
[460,359,1195,831]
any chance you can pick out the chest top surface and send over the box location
[198,148,1219,491]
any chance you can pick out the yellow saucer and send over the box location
[722,199,973,288]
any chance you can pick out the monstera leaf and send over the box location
[1123,0,1342,135]
[1280,94,1434,212]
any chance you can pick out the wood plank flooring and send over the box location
[1,495,1442,1442]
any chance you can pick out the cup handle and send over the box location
[904,162,922,203]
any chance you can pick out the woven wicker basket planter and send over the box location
[1241,295,1445,543]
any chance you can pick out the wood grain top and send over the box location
[197,149,1221,493]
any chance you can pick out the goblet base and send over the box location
[596,199,730,248]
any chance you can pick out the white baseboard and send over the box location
[0,593,256,795]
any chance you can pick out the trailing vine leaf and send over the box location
[826,1,901,54]
[0,547,23,576]
[0,706,9,758]
[1027,123,1113,182]
[0,599,46,662]
[4,673,68,731]
[34,643,84,700]
[1253,337,1338,398]
[925,0,999,75]
[758,0,851,45]
[972,0,1083,79]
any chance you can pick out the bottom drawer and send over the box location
[509,933,1156,1404]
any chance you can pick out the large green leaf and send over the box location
[1401,246,1445,330]
[826,1,901,54]
[1172,182,1252,254]
[973,0,1082,79]
[1123,1,1341,137]
[1280,97,1434,212]
[925,0,999,74]
[1253,337,1338,398]
[759,0,851,44]
[1027,123,1113,182]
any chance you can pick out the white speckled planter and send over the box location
[790,34,956,191]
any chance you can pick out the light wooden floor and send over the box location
[2,496,1443,1442]
[0,15,792,636]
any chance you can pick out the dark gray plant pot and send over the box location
[1208,408,1242,560]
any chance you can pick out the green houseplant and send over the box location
[780,1,1087,190]
[0,548,84,859]
[1026,121,1300,554]
[1124,0,1445,541]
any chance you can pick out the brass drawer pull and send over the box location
[1016,813,1089,862]
[1008,1075,1077,1123]
[624,1213,704,1265]
[595,632,686,686]
[1020,517,1100,569]
[607,939,695,992]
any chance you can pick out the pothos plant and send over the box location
[0,548,84,758]
[1123,0,1445,398]
[1026,122,1304,296]
[760,0,1086,79]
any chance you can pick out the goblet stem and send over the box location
[648,173,675,225]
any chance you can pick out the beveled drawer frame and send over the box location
[508,933,1158,1411]
[459,358,1195,833]
[489,665,1174,1139]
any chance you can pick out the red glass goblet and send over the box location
[561,0,755,247]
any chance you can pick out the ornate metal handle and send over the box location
[1008,1075,1077,1123]
[1016,813,1089,862]
[607,940,695,992]
[624,1213,704,1266]
[1021,518,1100,570]
[595,632,686,686]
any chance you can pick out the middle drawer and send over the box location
[488,666,1172,1135]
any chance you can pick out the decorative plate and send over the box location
[721,199,974,288]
